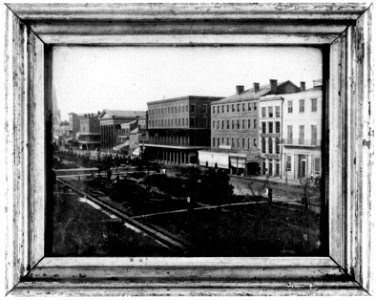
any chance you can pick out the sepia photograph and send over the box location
[48,46,326,257]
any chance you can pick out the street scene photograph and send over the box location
[47,46,326,257]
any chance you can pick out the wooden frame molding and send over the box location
[3,3,375,296]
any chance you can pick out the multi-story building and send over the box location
[258,95,284,176]
[113,115,148,155]
[206,80,300,175]
[56,121,71,147]
[145,95,222,164]
[77,113,101,150]
[99,110,146,150]
[281,80,323,181]
[68,112,82,144]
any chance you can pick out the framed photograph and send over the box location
[3,2,375,296]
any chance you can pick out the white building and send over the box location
[258,95,284,177]
[281,81,323,181]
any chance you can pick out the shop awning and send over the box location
[132,147,141,156]
[113,141,129,151]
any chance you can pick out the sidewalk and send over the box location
[231,174,303,186]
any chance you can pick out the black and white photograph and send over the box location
[48,46,325,257]
[2,2,374,296]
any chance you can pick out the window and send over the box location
[288,100,293,113]
[212,138,215,147]
[299,125,305,144]
[311,98,318,112]
[254,102,257,110]
[227,137,230,145]
[248,138,251,149]
[275,137,280,154]
[222,137,224,145]
[222,120,225,129]
[237,104,240,112]
[299,99,305,112]
[227,105,229,112]
[217,106,220,113]
[217,138,220,146]
[242,103,245,111]
[191,104,195,113]
[212,106,215,114]
[254,119,257,129]
[203,118,207,127]
[311,125,318,145]
[248,103,252,111]
[314,157,321,174]
[262,107,266,118]
[286,155,292,171]
[262,122,266,133]
[268,137,273,153]
[242,119,245,129]
[222,105,224,113]
[227,120,230,129]
[275,121,280,133]
[248,119,251,129]
[268,122,273,133]
[275,106,280,117]
[254,138,257,147]
[217,120,220,129]
[261,137,266,153]
[237,138,240,148]
[287,125,293,144]
[190,118,195,127]
[242,138,245,148]
[232,120,235,129]
[232,104,235,112]
[236,119,240,129]
[268,106,273,117]
[231,138,235,147]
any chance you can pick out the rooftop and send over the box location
[100,109,146,119]
[212,80,299,104]
[147,95,223,106]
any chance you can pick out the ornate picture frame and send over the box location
[3,3,375,296]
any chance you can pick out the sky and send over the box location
[52,46,323,121]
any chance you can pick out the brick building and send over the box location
[99,110,146,150]
[207,80,300,175]
[145,95,222,164]
[258,95,284,176]
[77,113,101,150]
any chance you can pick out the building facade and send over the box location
[68,112,82,145]
[145,95,222,164]
[280,81,323,181]
[258,95,284,177]
[99,110,146,150]
[77,113,101,150]
[209,80,300,175]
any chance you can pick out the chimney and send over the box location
[270,79,278,93]
[300,81,306,91]
[236,85,245,94]
[253,82,260,92]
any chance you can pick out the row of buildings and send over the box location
[54,78,323,181]
[146,79,323,181]
[54,110,146,158]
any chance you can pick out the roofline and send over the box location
[147,95,224,105]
